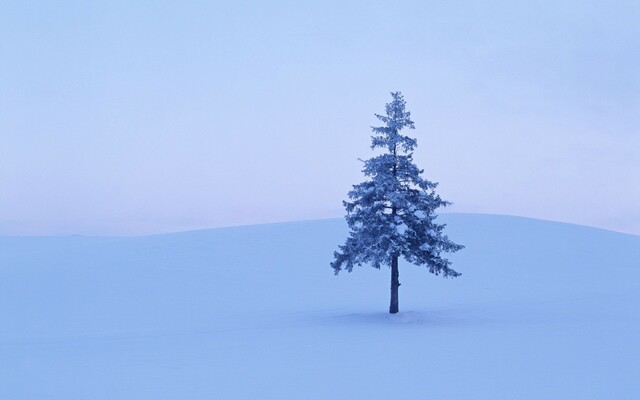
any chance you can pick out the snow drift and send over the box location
[1,213,638,399]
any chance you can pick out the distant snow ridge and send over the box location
[1,213,639,399]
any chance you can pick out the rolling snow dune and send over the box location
[1,214,639,399]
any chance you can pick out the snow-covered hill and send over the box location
[1,214,639,399]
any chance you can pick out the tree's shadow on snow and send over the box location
[312,297,584,329]
[315,307,492,328]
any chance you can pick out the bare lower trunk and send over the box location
[389,255,399,314]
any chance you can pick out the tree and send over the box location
[331,92,464,314]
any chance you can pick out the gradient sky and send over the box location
[1,0,639,235]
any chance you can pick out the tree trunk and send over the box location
[389,144,399,314]
[389,255,399,314]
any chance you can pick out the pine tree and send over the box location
[331,92,464,314]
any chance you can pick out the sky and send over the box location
[1,0,638,236]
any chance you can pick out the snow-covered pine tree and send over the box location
[331,92,464,314]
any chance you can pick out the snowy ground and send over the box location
[1,213,639,399]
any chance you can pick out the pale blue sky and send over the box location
[1,0,638,235]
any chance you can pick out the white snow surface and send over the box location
[1,213,639,399]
